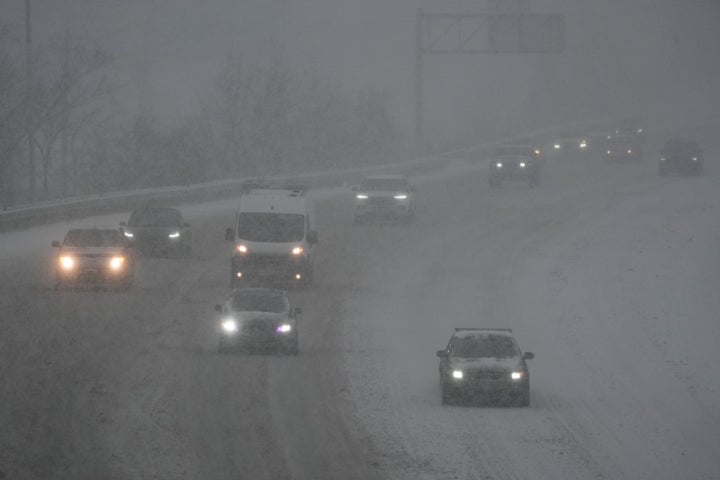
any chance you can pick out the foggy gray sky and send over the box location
[4,0,719,142]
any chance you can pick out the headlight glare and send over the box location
[394,194,408,200]
[221,319,238,333]
[519,162,526,168]
[276,324,292,333]
[236,244,248,254]
[511,371,524,380]
[496,162,503,168]
[123,231,134,238]
[109,257,125,270]
[356,194,369,199]
[168,231,180,239]
[452,370,464,380]
[291,246,304,255]
[59,256,75,270]
[691,157,698,161]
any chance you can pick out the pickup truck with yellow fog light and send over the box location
[52,228,134,290]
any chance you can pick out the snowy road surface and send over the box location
[1,143,719,479]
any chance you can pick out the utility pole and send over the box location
[415,8,424,156]
[25,0,36,200]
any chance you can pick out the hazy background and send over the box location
[3,0,718,137]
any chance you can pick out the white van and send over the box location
[225,185,318,287]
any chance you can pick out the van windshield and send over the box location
[236,213,305,242]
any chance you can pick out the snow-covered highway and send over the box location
[1,141,719,479]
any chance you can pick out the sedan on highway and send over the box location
[216,288,300,355]
[489,144,540,187]
[352,174,416,224]
[437,328,534,406]
[52,228,135,290]
[120,206,192,257]
[604,134,642,162]
[658,138,703,176]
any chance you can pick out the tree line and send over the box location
[0,29,400,208]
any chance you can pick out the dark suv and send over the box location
[120,206,192,257]
[437,328,534,406]
[488,144,540,187]
[658,138,703,176]
[215,288,300,355]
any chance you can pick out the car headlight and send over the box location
[168,231,180,239]
[627,149,632,154]
[109,257,125,270]
[607,150,612,155]
[660,156,666,162]
[356,194,369,199]
[691,157,698,162]
[452,370,464,380]
[554,144,561,150]
[394,194,408,200]
[59,256,75,270]
[579,141,587,149]
[534,149,541,155]
[123,231,134,238]
[276,324,292,333]
[291,246,304,255]
[221,319,239,333]
[519,162,526,168]
[511,371,525,380]
[496,162,503,168]
[637,128,643,134]
[236,243,248,254]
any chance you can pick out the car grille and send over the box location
[468,370,505,381]
[369,197,393,207]
[75,254,113,270]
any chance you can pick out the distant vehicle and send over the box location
[120,206,192,257]
[614,117,646,139]
[215,288,300,355]
[225,183,318,287]
[52,228,134,290]
[352,174,416,224]
[658,138,703,176]
[579,131,611,156]
[437,328,534,406]
[547,137,587,160]
[604,134,642,162]
[489,144,540,187]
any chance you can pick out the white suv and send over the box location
[352,174,416,224]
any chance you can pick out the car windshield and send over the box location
[236,213,305,242]
[360,178,406,191]
[451,335,518,358]
[230,292,288,313]
[63,230,124,247]
[128,208,181,227]
[663,140,697,153]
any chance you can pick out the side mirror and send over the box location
[51,240,60,247]
[119,221,126,226]
[307,230,319,244]
[225,227,234,242]
[294,307,302,316]
[524,352,535,360]
[436,350,449,358]
[214,304,222,313]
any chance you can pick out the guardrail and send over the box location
[0,121,608,233]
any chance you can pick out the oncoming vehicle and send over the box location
[225,184,318,287]
[489,144,540,187]
[352,174,416,224]
[614,117,646,140]
[604,134,642,162]
[437,328,534,407]
[215,288,300,355]
[547,137,587,161]
[120,206,192,257]
[658,138,703,176]
[51,228,134,290]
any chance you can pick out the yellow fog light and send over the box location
[59,256,75,270]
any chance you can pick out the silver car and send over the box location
[352,174,416,224]
[215,288,300,355]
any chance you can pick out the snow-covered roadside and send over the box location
[340,149,720,479]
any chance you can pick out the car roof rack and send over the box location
[454,328,512,333]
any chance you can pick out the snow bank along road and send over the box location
[1,140,719,479]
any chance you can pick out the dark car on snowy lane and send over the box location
[120,206,192,257]
[437,328,534,407]
[658,138,703,176]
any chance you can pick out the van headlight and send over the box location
[356,194,369,199]
[123,231,134,238]
[511,371,525,380]
[221,319,239,333]
[291,246,304,255]
[236,243,249,254]
[168,231,180,239]
[519,162,526,168]
[452,370,464,380]
[276,324,292,333]
[394,194,408,200]
[496,162,503,168]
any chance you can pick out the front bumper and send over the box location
[231,254,310,283]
